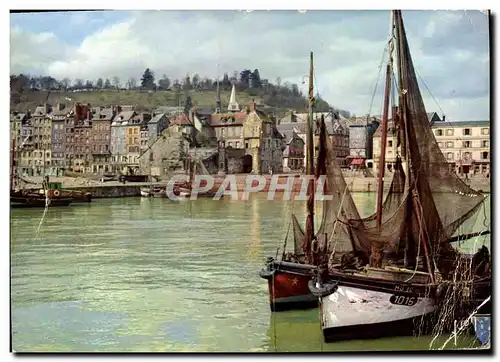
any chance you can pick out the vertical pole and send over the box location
[376,12,395,230]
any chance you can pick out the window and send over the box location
[235,141,240,148]
[446,129,454,136]
[228,142,232,147]
[245,142,249,149]
[482,151,489,160]
[435,129,443,136]
[481,128,489,135]
[463,141,471,148]
[388,140,393,148]
[463,128,471,136]
[482,140,489,148]
[437,142,443,148]
[446,141,454,148]
[447,152,454,160]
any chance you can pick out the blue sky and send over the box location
[10,10,490,120]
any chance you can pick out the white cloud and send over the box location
[10,10,490,120]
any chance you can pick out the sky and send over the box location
[10,10,490,120]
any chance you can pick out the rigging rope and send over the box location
[437,295,491,350]
[368,44,389,116]
[35,192,51,240]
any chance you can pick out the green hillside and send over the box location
[10,89,266,113]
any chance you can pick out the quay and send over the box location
[18,173,490,199]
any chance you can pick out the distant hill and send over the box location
[10,89,265,113]
[10,72,352,117]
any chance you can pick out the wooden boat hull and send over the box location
[10,196,73,208]
[259,259,317,311]
[319,285,437,342]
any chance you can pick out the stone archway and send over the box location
[242,154,253,173]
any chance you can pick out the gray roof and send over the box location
[33,106,48,116]
[149,113,166,124]
[113,110,136,122]
[431,120,490,128]
[11,113,27,121]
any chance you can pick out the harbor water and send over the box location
[10,193,490,352]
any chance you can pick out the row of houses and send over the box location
[10,84,490,178]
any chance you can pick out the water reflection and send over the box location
[10,193,490,352]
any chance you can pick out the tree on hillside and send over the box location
[96,78,104,89]
[184,95,193,115]
[239,69,252,87]
[192,74,200,89]
[172,78,181,90]
[222,73,231,88]
[112,76,121,89]
[158,75,171,90]
[275,77,282,88]
[126,77,137,90]
[104,78,112,89]
[85,80,94,90]
[74,79,84,89]
[141,68,155,90]
[231,71,238,83]
[61,77,71,90]
[250,69,261,88]
[39,76,58,90]
[183,74,191,90]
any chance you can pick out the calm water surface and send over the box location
[10,193,490,352]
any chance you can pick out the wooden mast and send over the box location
[304,51,316,263]
[393,10,435,282]
[375,12,395,229]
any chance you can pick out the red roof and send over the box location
[350,158,365,166]
[170,114,192,125]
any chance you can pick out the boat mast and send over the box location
[375,12,395,229]
[304,51,316,262]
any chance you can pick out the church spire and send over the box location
[228,83,240,112]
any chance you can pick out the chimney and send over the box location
[442,115,446,122]
[249,99,256,113]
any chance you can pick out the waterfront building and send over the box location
[71,103,93,173]
[110,108,133,174]
[49,103,71,175]
[125,112,151,174]
[91,107,116,174]
[279,111,350,167]
[31,104,52,176]
[432,120,490,175]
[277,125,305,172]
[10,112,32,177]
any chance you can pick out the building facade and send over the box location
[147,113,169,146]
[91,107,115,174]
[432,120,490,175]
[31,104,52,176]
[50,103,70,175]
[278,126,305,172]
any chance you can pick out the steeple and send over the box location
[227,83,240,112]
[215,77,221,113]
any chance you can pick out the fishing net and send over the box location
[394,10,487,261]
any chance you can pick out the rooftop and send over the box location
[431,120,490,128]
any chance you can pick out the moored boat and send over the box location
[309,10,491,343]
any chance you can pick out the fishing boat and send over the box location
[307,10,491,342]
[259,52,348,311]
[177,154,220,199]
